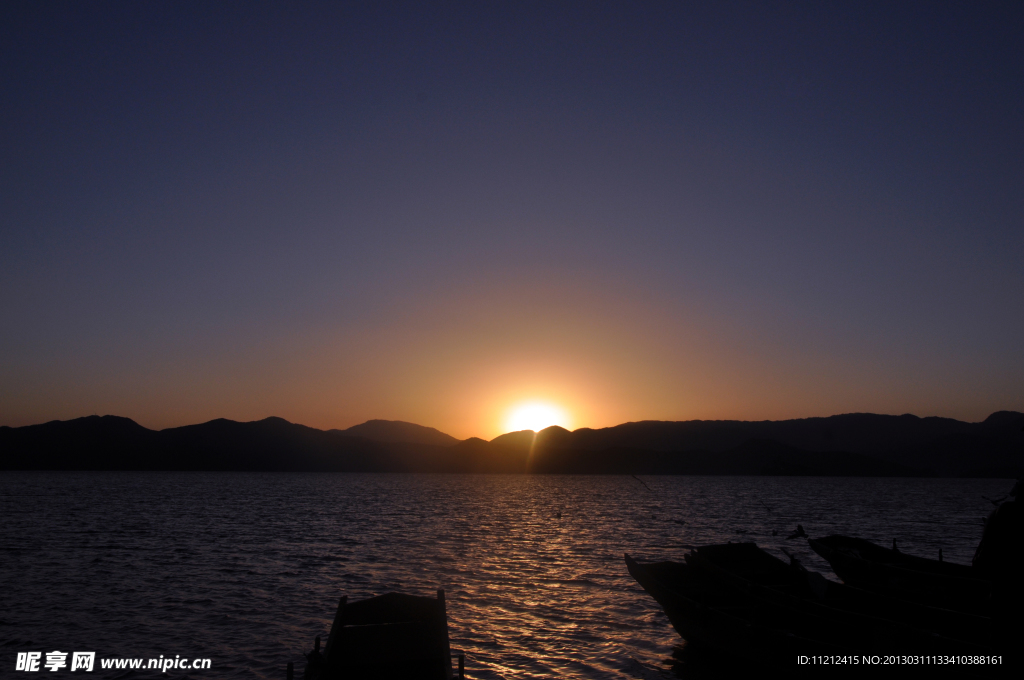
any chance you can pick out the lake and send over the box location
[0,473,1010,678]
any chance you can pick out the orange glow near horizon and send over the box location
[504,401,572,433]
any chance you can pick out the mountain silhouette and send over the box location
[336,419,461,447]
[558,412,1024,476]
[1,412,1021,476]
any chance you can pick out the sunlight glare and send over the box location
[504,402,570,433]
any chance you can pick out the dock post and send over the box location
[458,654,465,679]
[286,661,293,680]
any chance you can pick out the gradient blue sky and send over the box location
[2,1,1022,438]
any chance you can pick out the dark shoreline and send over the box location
[3,411,1021,477]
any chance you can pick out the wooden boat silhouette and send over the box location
[808,535,993,612]
[291,589,464,680]
[625,550,840,663]
[626,543,1000,666]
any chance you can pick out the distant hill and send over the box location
[336,420,460,446]
[525,435,917,476]
[557,412,1024,477]
[1,412,1021,476]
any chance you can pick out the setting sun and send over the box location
[504,401,571,433]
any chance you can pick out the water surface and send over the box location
[0,473,1009,678]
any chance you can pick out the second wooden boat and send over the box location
[808,535,993,612]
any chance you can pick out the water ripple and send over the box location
[0,472,1008,679]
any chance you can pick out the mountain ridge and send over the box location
[1,411,1021,476]
[333,419,460,447]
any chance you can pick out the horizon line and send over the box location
[5,408,1020,442]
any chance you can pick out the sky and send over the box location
[2,1,1022,439]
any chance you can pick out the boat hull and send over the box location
[626,544,1008,670]
[808,535,993,612]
